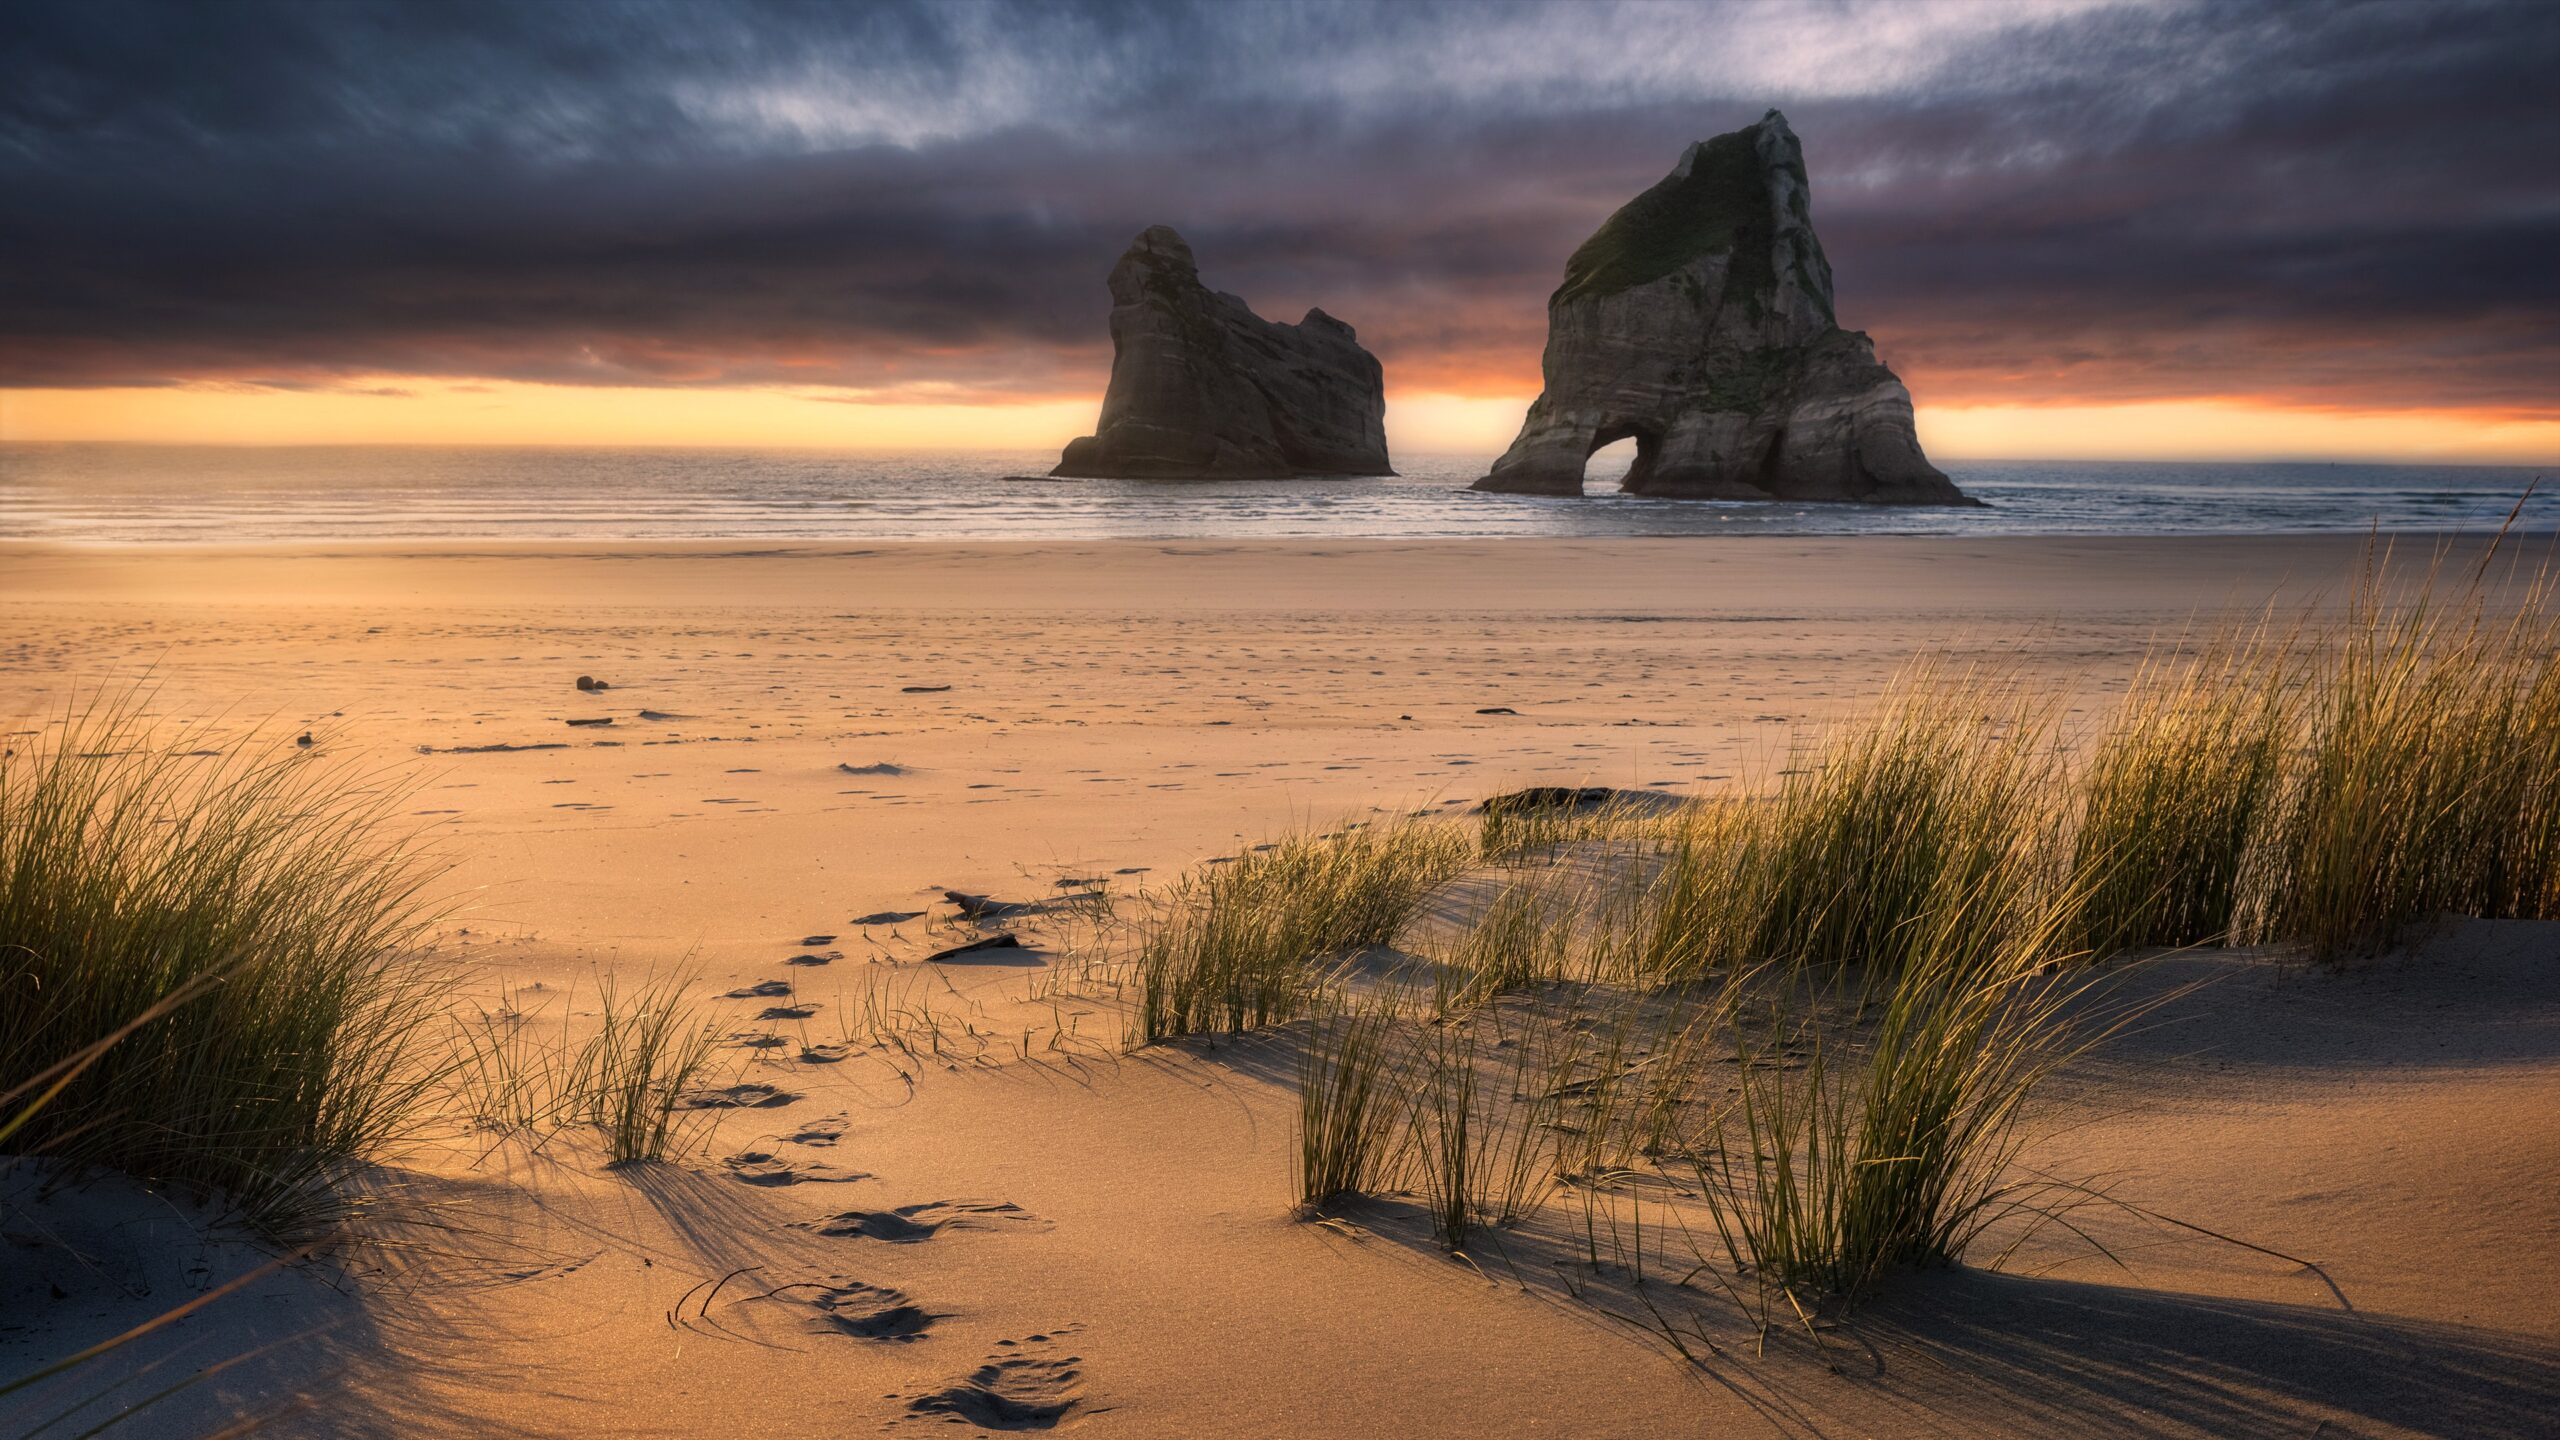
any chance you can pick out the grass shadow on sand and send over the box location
[1,1166,565,1440]
[1289,1185,2560,1439]
[1861,1268,2560,1439]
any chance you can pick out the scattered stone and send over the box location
[575,675,609,692]
[1048,225,1391,480]
[566,717,613,728]
[1475,706,1520,715]
[923,933,1025,963]
[1478,786,1682,817]
[839,762,904,775]
[295,733,313,748]
[944,889,1038,920]
[901,685,951,694]
[427,741,571,754]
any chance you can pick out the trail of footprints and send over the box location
[692,930,1092,1429]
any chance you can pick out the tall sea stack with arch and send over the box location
[1473,110,1971,505]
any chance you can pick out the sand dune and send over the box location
[3,535,2554,1437]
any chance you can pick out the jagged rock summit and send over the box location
[1474,111,1970,505]
[1050,226,1391,480]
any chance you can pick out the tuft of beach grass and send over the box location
[1134,818,1468,1043]
[0,694,448,1235]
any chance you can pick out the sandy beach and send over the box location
[3,532,2555,1438]
[0,533,2481,955]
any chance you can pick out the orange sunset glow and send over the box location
[6,382,2551,465]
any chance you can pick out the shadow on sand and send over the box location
[1860,1268,2560,1439]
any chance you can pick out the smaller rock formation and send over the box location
[1051,226,1392,479]
[1475,111,1971,506]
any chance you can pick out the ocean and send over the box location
[0,444,2548,543]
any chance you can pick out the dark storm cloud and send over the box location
[2,0,2554,413]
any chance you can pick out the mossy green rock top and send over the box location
[1477,111,1972,506]
[1052,226,1392,480]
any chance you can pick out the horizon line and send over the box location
[1,436,2551,472]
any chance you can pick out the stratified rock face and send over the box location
[1052,227,1391,479]
[1474,111,1971,505]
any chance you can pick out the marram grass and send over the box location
[574,967,722,1166]
[1259,545,2556,1315]
[2069,636,2297,957]
[1293,987,1406,1210]
[1690,875,2108,1316]
[2247,562,2560,957]
[0,696,447,1235]
[1135,819,1468,1042]
[1747,664,2055,976]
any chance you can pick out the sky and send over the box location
[1,0,2554,462]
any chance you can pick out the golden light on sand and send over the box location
[3,380,2553,465]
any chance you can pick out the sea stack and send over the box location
[1051,226,1392,480]
[1474,111,1970,505]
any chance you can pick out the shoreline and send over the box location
[5,526,2558,556]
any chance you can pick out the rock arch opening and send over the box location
[1581,425,1659,493]
[1583,436,1640,490]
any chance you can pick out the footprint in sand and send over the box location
[798,1043,853,1064]
[725,979,794,998]
[700,1276,933,1344]
[721,1150,871,1186]
[791,1280,938,1341]
[757,1003,818,1021]
[782,1119,848,1147]
[801,1200,1049,1244]
[680,1082,800,1110]
[898,1329,1090,1430]
[784,952,835,967]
